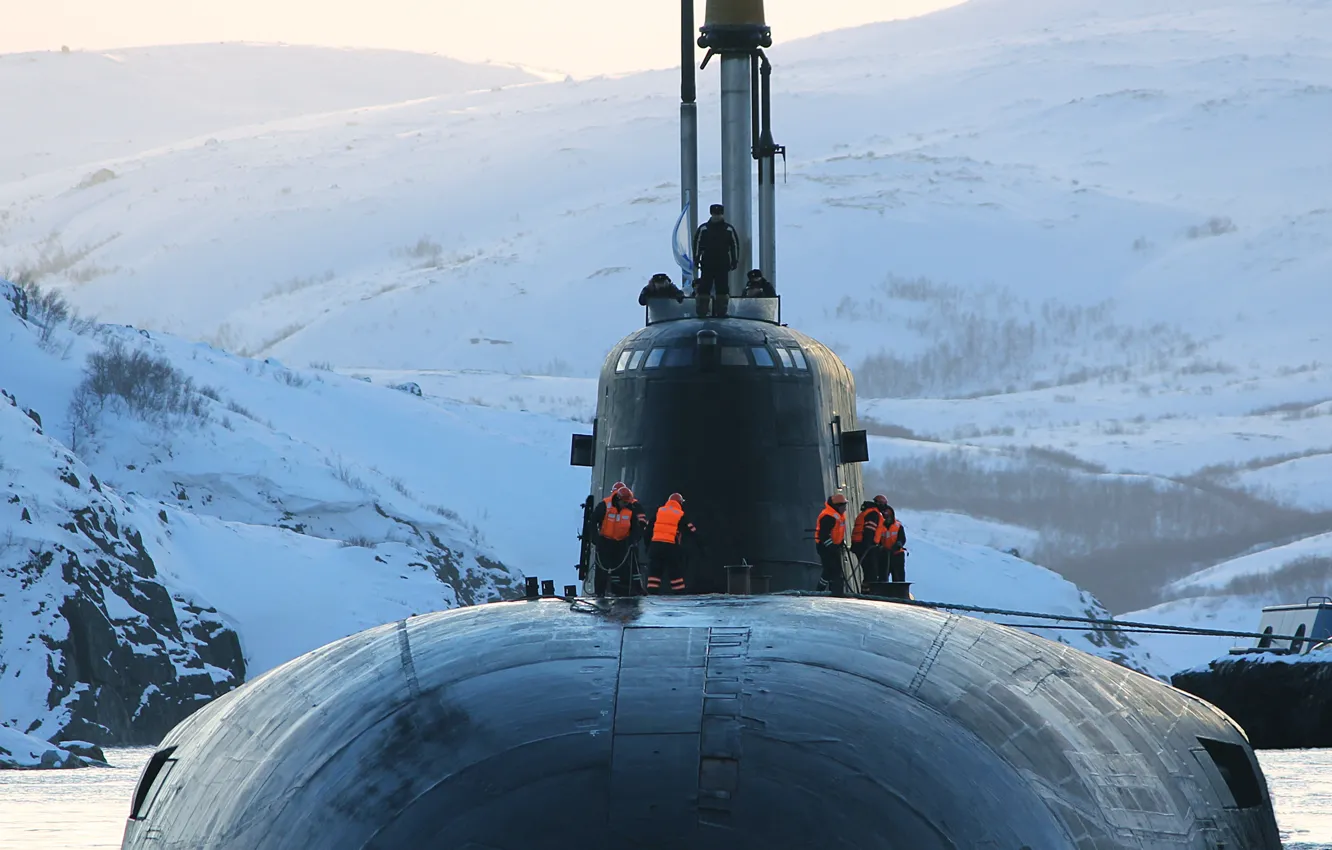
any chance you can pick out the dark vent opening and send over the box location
[1197,737,1264,809]
[130,746,178,820]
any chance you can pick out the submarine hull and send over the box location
[122,596,1281,849]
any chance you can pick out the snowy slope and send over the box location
[0,44,535,181]
[0,362,244,746]
[0,280,541,744]
[3,0,1330,377]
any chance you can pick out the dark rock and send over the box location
[56,740,107,763]
[35,498,246,746]
[1173,655,1332,749]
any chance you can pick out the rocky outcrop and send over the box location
[1172,653,1332,749]
[2,399,246,747]
[0,725,94,770]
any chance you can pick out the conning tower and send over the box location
[572,0,868,594]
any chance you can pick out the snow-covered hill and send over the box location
[0,280,535,745]
[0,44,535,181]
[6,0,1331,679]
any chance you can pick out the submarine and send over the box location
[121,2,1285,848]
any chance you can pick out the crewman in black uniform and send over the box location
[742,269,776,298]
[638,273,686,306]
[692,203,739,318]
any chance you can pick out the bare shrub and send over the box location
[68,341,208,446]
[1188,448,1332,481]
[225,400,256,420]
[865,449,1332,611]
[275,369,308,388]
[331,458,371,494]
[1186,217,1237,239]
[341,535,377,548]
[1177,359,1235,376]
[1249,398,1332,418]
[10,274,71,346]
[308,361,334,371]
[397,236,444,269]
[198,385,221,401]
[267,270,334,297]
[429,505,462,522]
[23,233,119,280]
[73,341,205,421]
[1207,556,1332,600]
[75,168,117,190]
[849,277,1199,399]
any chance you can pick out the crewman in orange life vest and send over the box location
[591,484,637,596]
[648,493,697,594]
[815,494,849,596]
[880,504,908,582]
[851,495,890,584]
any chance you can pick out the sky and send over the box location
[2,0,960,77]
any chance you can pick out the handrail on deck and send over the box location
[645,295,782,326]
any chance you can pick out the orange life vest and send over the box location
[852,507,881,546]
[816,505,846,545]
[881,520,903,549]
[600,502,633,541]
[652,499,685,544]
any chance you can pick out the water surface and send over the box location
[1,748,1327,848]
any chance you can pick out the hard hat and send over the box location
[618,487,634,502]
[669,492,685,504]
[829,494,848,506]
[873,494,888,507]
[612,481,626,492]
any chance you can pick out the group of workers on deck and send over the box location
[638,203,777,318]
[582,482,906,597]
[815,493,907,597]
[586,483,697,596]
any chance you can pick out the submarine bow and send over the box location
[122,597,1281,849]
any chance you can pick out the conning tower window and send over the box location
[790,349,809,370]
[627,350,645,370]
[615,351,633,373]
[662,348,694,368]
[645,349,666,369]
[775,348,793,369]
[720,347,749,367]
[752,347,774,368]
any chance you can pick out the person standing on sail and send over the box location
[692,204,739,318]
